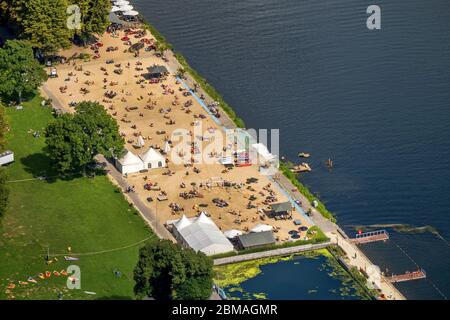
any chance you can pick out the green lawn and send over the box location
[0,96,156,300]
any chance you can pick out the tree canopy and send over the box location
[44,101,124,173]
[1,0,111,53]
[134,240,214,300]
[0,40,47,102]
[71,0,111,38]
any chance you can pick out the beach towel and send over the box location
[60,270,68,276]
[19,281,28,285]
[64,256,79,261]
[27,277,38,284]
[45,271,52,278]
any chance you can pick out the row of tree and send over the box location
[134,240,214,300]
[0,0,111,54]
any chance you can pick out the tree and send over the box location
[70,0,111,39]
[134,240,214,300]
[20,0,73,54]
[45,101,124,173]
[0,40,47,102]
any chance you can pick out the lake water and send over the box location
[133,0,450,299]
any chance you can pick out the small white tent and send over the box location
[140,148,166,169]
[163,141,171,154]
[134,135,145,148]
[250,223,273,233]
[223,229,243,239]
[117,150,144,175]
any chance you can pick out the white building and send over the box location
[139,147,166,170]
[168,213,234,256]
[0,150,14,166]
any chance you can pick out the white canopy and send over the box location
[119,5,134,11]
[252,143,276,162]
[250,223,273,233]
[119,151,142,166]
[140,148,165,163]
[111,6,121,12]
[223,229,243,239]
[174,215,192,230]
[123,10,139,16]
[114,0,129,5]
[196,212,214,225]
[172,214,234,256]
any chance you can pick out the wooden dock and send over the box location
[350,230,389,244]
[386,269,426,283]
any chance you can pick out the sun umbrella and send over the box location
[123,10,139,16]
[114,0,129,5]
[119,5,134,11]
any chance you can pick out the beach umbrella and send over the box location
[224,230,243,239]
[123,10,139,16]
[119,5,134,11]
[164,141,171,153]
[114,0,129,5]
[250,223,273,233]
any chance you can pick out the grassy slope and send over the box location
[0,96,156,300]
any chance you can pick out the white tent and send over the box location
[175,215,192,230]
[123,10,139,16]
[170,215,234,256]
[223,229,243,239]
[251,143,276,165]
[250,223,273,233]
[140,147,166,169]
[111,6,121,12]
[117,150,144,175]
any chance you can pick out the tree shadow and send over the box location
[20,153,107,183]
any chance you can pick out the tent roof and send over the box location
[147,65,168,74]
[250,223,273,233]
[252,143,276,161]
[174,215,192,230]
[271,202,292,213]
[238,231,275,249]
[119,150,143,166]
[196,212,214,225]
[140,148,165,163]
[173,214,233,255]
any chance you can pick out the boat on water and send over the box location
[298,152,311,158]
[291,162,312,173]
[326,158,333,168]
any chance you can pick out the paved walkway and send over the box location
[214,242,331,266]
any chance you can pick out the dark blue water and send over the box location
[134,0,450,299]
[224,255,362,300]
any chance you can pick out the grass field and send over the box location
[0,96,157,300]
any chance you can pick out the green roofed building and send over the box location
[237,231,276,249]
[270,201,293,220]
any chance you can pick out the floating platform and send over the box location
[386,269,426,283]
[350,230,389,244]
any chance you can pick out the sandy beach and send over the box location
[43,27,313,243]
